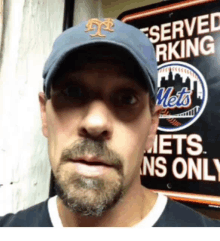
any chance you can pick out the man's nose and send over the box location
[78,100,113,141]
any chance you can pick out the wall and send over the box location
[74,0,103,25]
[0,0,64,216]
[73,0,161,24]
[102,0,161,18]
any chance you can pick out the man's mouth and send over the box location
[69,156,113,176]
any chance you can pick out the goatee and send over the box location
[53,139,125,217]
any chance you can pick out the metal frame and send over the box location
[63,0,75,31]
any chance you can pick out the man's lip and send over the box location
[69,156,111,167]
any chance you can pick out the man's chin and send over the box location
[54,173,124,217]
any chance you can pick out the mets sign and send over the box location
[157,61,208,132]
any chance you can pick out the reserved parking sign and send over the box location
[118,0,220,208]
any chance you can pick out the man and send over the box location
[1,18,220,227]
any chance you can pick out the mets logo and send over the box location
[157,61,208,132]
[85,18,114,37]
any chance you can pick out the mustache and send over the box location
[60,139,124,174]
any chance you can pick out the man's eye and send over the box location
[114,92,138,106]
[62,86,84,98]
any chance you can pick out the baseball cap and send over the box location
[42,18,157,102]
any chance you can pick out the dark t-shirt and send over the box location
[0,198,220,227]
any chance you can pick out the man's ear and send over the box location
[145,105,162,152]
[39,92,48,138]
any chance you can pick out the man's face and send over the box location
[39,60,159,217]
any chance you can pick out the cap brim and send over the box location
[44,41,156,102]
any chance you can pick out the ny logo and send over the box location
[85,18,114,37]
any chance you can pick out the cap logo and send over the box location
[85,18,114,37]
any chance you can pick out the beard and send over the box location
[53,139,125,217]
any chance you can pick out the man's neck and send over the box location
[56,185,158,227]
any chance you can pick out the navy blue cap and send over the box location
[43,18,157,101]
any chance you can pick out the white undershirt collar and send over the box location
[48,193,167,227]
[48,195,63,227]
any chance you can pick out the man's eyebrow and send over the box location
[118,76,148,93]
[52,75,82,89]
[116,71,149,92]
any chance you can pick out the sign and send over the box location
[118,0,220,208]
